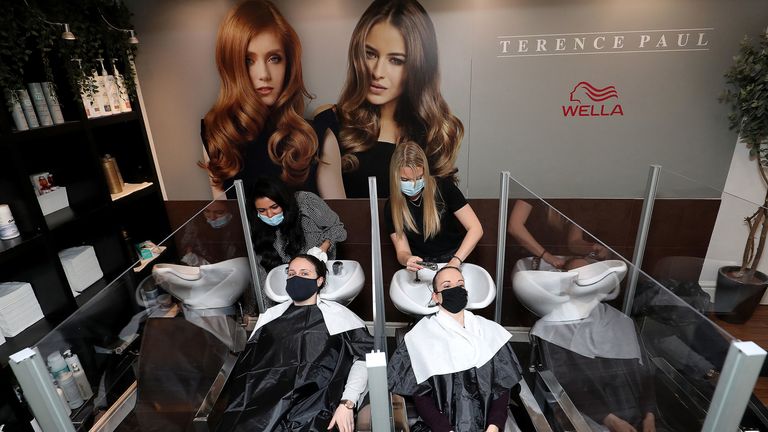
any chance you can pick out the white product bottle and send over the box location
[16,89,40,128]
[41,82,65,124]
[111,59,132,112]
[72,58,101,118]
[5,90,29,131]
[0,204,20,240]
[52,380,72,415]
[98,58,122,114]
[70,362,93,399]
[58,371,84,408]
[46,351,69,380]
[91,66,113,116]
[27,83,53,126]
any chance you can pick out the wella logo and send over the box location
[562,82,624,117]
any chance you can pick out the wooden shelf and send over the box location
[86,111,138,128]
[0,233,43,264]
[111,182,154,202]
[8,121,82,143]
[44,204,109,232]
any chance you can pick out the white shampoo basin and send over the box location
[264,260,364,305]
[389,263,496,316]
[512,257,627,321]
[152,257,250,309]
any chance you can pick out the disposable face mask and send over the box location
[207,213,232,229]
[286,276,319,301]
[257,211,284,226]
[400,178,425,197]
[438,285,468,313]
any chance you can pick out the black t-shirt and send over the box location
[313,108,394,199]
[385,178,468,260]
[201,119,319,198]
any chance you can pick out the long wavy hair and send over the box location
[389,141,441,240]
[337,0,463,180]
[201,0,317,187]
[246,177,305,271]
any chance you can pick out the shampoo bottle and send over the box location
[91,61,113,116]
[98,58,122,114]
[111,59,132,112]
[58,371,84,409]
[46,351,69,380]
[72,59,101,118]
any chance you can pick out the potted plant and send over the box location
[718,31,768,323]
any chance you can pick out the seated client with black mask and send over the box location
[388,266,523,432]
[216,254,373,432]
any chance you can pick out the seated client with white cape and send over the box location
[388,266,523,432]
[216,254,373,432]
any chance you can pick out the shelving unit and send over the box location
[0,79,171,365]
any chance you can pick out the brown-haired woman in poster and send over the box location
[314,0,464,198]
[201,0,345,199]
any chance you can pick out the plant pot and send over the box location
[714,266,768,324]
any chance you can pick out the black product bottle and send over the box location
[121,228,138,264]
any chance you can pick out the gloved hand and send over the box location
[306,246,328,263]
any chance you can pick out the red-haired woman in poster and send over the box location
[201,0,345,199]
[314,0,464,198]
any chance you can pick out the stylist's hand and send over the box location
[485,426,499,432]
[328,404,354,432]
[603,413,637,432]
[642,412,656,432]
[542,252,565,269]
[591,243,610,260]
[306,246,328,263]
[406,255,424,272]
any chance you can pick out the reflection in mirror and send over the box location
[501,175,766,432]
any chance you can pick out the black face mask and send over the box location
[286,276,319,302]
[438,286,467,313]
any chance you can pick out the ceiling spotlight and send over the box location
[61,23,76,41]
[23,0,76,41]
[127,30,139,45]
[101,11,139,45]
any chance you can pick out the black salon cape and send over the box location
[539,339,658,428]
[388,341,523,432]
[215,304,373,431]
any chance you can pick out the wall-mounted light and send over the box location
[101,11,139,45]
[23,0,76,41]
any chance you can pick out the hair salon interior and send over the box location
[2,0,768,431]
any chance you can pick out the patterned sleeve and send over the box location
[296,192,347,259]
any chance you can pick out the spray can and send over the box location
[70,362,93,399]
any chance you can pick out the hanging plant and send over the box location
[0,5,34,109]
[96,0,139,100]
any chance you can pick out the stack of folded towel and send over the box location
[0,282,44,337]
[58,245,103,295]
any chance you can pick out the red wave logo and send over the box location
[569,81,619,103]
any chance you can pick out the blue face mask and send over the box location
[207,213,232,229]
[400,178,425,197]
[257,212,284,226]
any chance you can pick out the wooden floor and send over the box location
[710,305,768,405]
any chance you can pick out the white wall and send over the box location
[129,0,236,200]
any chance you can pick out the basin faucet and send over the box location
[333,261,343,276]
